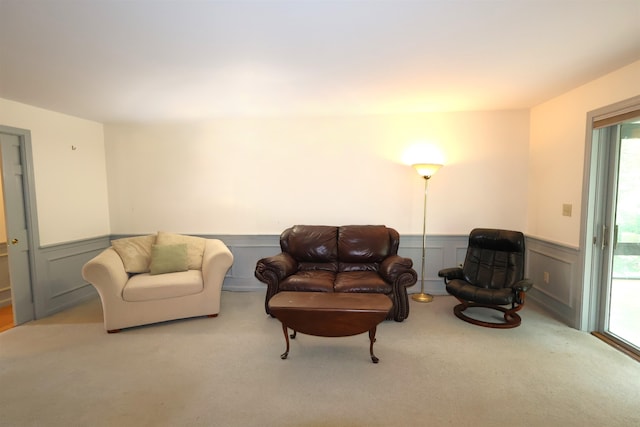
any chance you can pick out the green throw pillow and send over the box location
[156,232,206,270]
[149,244,189,275]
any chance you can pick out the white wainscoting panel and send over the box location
[36,236,110,318]
[33,233,582,329]
[525,236,581,328]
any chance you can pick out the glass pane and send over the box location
[609,123,640,348]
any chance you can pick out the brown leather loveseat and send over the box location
[255,225,418,321]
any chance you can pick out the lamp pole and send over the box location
[412,175,433,302]
[410,163,442,303]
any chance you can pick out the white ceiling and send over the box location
[1,0,639,123]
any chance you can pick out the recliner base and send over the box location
[453,300,522,329]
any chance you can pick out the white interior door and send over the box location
[0,130,35,325]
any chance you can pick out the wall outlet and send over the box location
[543,271,550,284]
[562,203,572,217]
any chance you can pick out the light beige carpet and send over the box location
[0,291,638,427]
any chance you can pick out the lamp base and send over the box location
[411,292,434,303]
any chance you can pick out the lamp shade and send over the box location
[412,163,442,178]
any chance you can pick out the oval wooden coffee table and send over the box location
[267,292,393,363]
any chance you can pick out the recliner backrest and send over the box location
[462,228,525,289]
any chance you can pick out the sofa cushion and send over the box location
[334,271,392,293]
[338,225,390,263]
[298,261,338,272]
[149,244,189,275]
[156,232,206,270]
[338,262,379,272]
[111,234,156,274]
[281,225,338,263]
[280,271,335,292]
[123,270,204,302]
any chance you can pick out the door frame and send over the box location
[0,125,40,325]
[579,95,640,332]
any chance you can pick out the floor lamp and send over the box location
[411,163,442,303]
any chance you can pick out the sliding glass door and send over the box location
[607,121,640,350]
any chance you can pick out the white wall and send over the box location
[528,60,640,247]
[6,53,638,248]
[105,110,530,236]
[0,98,110,245]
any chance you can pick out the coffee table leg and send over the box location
[280,322,290,360]
[369,326,379,363]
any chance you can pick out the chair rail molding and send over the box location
[34,233,580,329]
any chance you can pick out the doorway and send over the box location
[0,172,11,332]
[582,96,640,359]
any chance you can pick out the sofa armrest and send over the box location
[82,247,129,299]
[202,239,234,290]
[255,253,298,315]
[379,255,417,288]
[379,255,417,322]
[255,253,297,282]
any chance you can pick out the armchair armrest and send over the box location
[201,239,234,290]
[512,278,534,293]
[81,247,129,300]
[438,267,464,280]
[511,278,533,304]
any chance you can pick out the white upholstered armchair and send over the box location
[82,232,234,332]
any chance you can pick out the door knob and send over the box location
[11,238,18,245]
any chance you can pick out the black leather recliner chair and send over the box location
[255,225,418,321]
[438,228,534,328]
